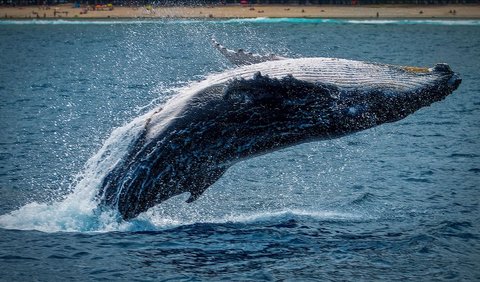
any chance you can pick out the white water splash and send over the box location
[0,76,213,232]
[112,209,369,233]
[0,111,151,232]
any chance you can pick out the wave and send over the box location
[1,18,479,26]
[224,18,480,26]
[0,204,365,233]
[344,19,480,25]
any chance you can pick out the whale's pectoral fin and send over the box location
[211,37,285,66]
[185,166,227,203]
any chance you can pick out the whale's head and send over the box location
[334,63,461,132]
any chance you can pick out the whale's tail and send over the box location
[211,37,284,66]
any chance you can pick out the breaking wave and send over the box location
[0,18,479,26]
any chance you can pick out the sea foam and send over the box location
[0,18,479,26]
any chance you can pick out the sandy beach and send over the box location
[1,4,479,19]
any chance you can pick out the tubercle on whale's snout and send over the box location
[431,63,461,91]
[432,63,453,74]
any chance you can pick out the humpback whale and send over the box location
[98,41,461,220]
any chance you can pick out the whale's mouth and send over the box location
[448,74,462,90]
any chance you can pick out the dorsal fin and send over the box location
[211,38,285,66]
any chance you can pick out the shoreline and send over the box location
[1,4,479,20]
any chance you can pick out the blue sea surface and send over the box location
[0,19,479,280]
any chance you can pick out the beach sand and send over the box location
[1,4,479,19]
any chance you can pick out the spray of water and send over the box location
[0,109,151,232]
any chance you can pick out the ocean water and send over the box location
[0,18,479,281]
